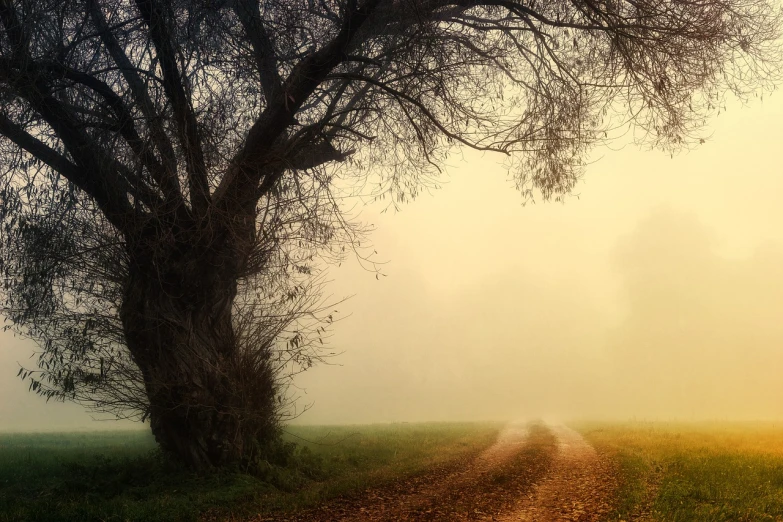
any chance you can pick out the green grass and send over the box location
[574,422,783,522]
[268,423,502,511]
[0,422,501,522]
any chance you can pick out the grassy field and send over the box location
[575,422,783,522]
[0,422,501,522]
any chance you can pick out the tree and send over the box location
[0,0,778,469]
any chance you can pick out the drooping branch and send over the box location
[330,72,512,153]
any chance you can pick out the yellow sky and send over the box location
[3,91,783,430]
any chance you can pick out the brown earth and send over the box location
[498,425,619,521]
[252,423,619,522]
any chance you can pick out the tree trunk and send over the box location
[119,241,278,469]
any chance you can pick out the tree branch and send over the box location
[134,0,210,216]
[0,1,145,228]
[0,113,132,230]
[0,0,28,58]
[213,0,382,216]
[232,0,283,103]
[35,59,183,209]
[88,0,180,191]
[330,72,509,153]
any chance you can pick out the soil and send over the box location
[498,425,619,521]
[254,423,619,521]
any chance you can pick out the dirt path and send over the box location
[498,425,618,522]
[254,423,618,521]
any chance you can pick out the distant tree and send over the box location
[0,0,778,469]
[609,207,783,417]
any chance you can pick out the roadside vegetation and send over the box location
[0,422,500,522]
[575,422,783,521]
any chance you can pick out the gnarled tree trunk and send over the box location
[119,238,278,469]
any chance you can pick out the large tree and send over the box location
[0,0,778,468]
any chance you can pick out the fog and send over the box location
[3,92,783,430]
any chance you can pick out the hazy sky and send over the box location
[3,91,783,430]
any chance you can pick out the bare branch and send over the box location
[232,0,284,102]
[87,0,180,194]
[214,0,382,214]
[134,0,210,215]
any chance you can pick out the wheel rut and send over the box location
[498,424,618,522]
[249,423,618,521]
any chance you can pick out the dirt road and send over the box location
[259,423,617,521]
[498,425,618,521]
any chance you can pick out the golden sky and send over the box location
[3,91,783,430]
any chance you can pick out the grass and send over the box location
[574,421,783,521]
[0,422,501,522]
[266,423,502,511]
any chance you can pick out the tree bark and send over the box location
[119,238,278,469]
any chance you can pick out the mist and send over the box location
[3,91,783,430]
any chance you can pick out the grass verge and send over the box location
[0,422,501,522]
[574,421,783,521]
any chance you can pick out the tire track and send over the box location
[244,423,618,521]
[498,425,618,522]
[260,422,553,522]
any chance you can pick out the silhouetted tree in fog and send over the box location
[610,208,783,417]
[0,0,778,469]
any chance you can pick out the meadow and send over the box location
[7,421,783,521]
[576,421,783,521]
[0,423,500,522]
